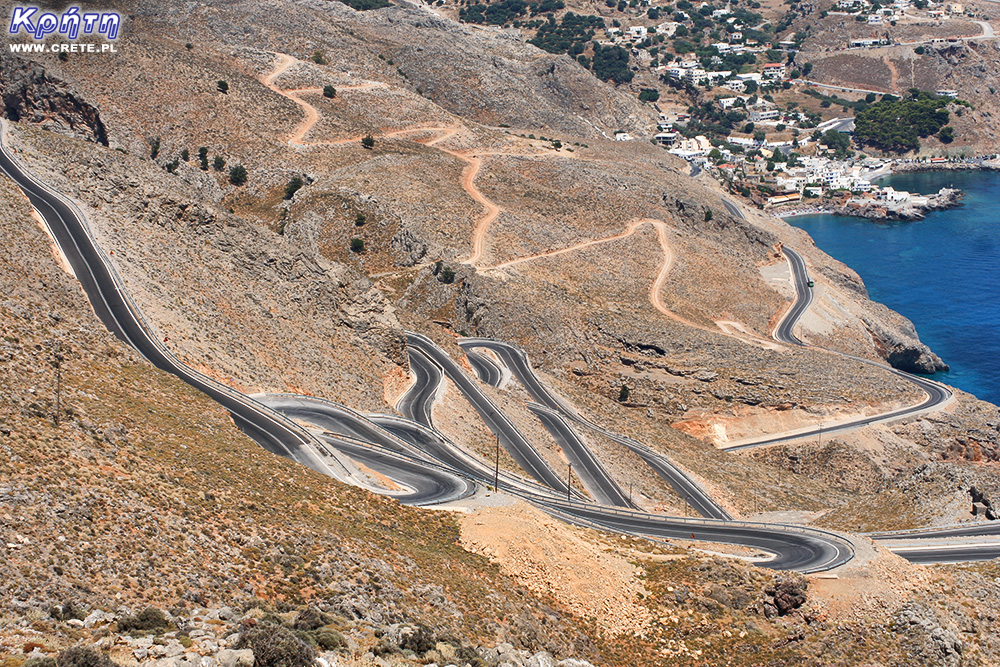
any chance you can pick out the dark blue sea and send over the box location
[787,170,1000,406]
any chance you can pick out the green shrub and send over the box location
[24,658,57,667]
[639,88,660,103]
[213,156,227,172]
[49,601,86,621]
[399,625,435,653]
[350,238,365,253]
[233,626,316,667]
[229,165,248,186]
[217,80,229,93]
[323,85,336,99]
[361,135,375,149]
[118,607,169,635]
[293,606,329,631]
[56,648,119,667]
[313,630,345,651]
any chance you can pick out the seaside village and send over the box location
[591,0,995,215]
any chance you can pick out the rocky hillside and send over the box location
[3,0,1000,664]
[0,175,599,664]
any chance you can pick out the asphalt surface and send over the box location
[6,121,969,571]
[459,338,731,520]
[406,333,574,496]
[0,122,345,481]
[773,247,813,346]
[396,347,443,426]
[317,433,476,506]
[527,403,634,507]
[465,348,504,387]
[721,197,745,220]
[541,499,853,572]
[887,543,1000,565]
[723,245,953,451]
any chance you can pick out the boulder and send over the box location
[216,649,254,667]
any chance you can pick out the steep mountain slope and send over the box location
[3,0,1000,664]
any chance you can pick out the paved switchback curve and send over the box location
[459,338,731,520]
[0,121,350,482]
[0,123,858,571]
[723,245,952,451]
[405,333,577,497]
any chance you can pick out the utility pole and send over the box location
[494,434,500,492]
[567,463,572,502]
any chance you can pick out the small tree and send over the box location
[213,156,226,172]
[618,384,630,402]
[229,165,247,185]
[355,213,366,226]
[704,209,714,221]
[323,85,336,99]
[217,80,229,93]
[937,126,955,143]
[639,88,661,103]
[350,238,365,253]
[361,135,375,149]
[198,147,209,171]
[181,148,190,162]
[149,137,160,160]
[284,176,304,200]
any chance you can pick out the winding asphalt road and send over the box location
[526,403,634,507]
[316,432,476,506]
[0,121,864,572]
[405,333,575,496]
[464,348,504,387]
[0,120,349,483]
[459,338,732,520]
[723,245,953,451]
[773,247,813,346]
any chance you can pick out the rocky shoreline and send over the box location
[828,187,965,221]
[796,188,965,222]
[890,160,1000,174]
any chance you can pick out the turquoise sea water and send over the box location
[787,170,1000,406]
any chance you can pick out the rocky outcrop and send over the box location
[969,485,998,520]
[1,56,108,145]
[864,315,949,374]
[829,188,964,222]
[894,604,964,667]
